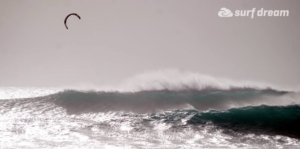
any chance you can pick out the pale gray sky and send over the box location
[0,0,299,88]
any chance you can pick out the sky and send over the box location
[0,0,299,88]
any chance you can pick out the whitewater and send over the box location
[1,70,300,149]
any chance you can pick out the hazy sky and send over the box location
[0,0,299,88]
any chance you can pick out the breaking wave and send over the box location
[1,70,300,148]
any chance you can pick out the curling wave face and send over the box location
[49,89,296,114]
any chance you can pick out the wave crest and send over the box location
[111,69,285,92]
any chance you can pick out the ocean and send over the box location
[1,72,300,148]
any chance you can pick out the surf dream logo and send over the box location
[218,8,233,17]
[218,7,289,18]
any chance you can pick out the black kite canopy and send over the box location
[64,13,81,29]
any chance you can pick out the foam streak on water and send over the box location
[0,87,61,99]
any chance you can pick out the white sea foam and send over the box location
[0,87,62,99]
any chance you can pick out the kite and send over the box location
[64,13,81,29]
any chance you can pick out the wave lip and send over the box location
[1,69,296,100]
[114,69,289,92]
[50,69,292,93]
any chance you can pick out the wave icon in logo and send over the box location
[218,7,233,17]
